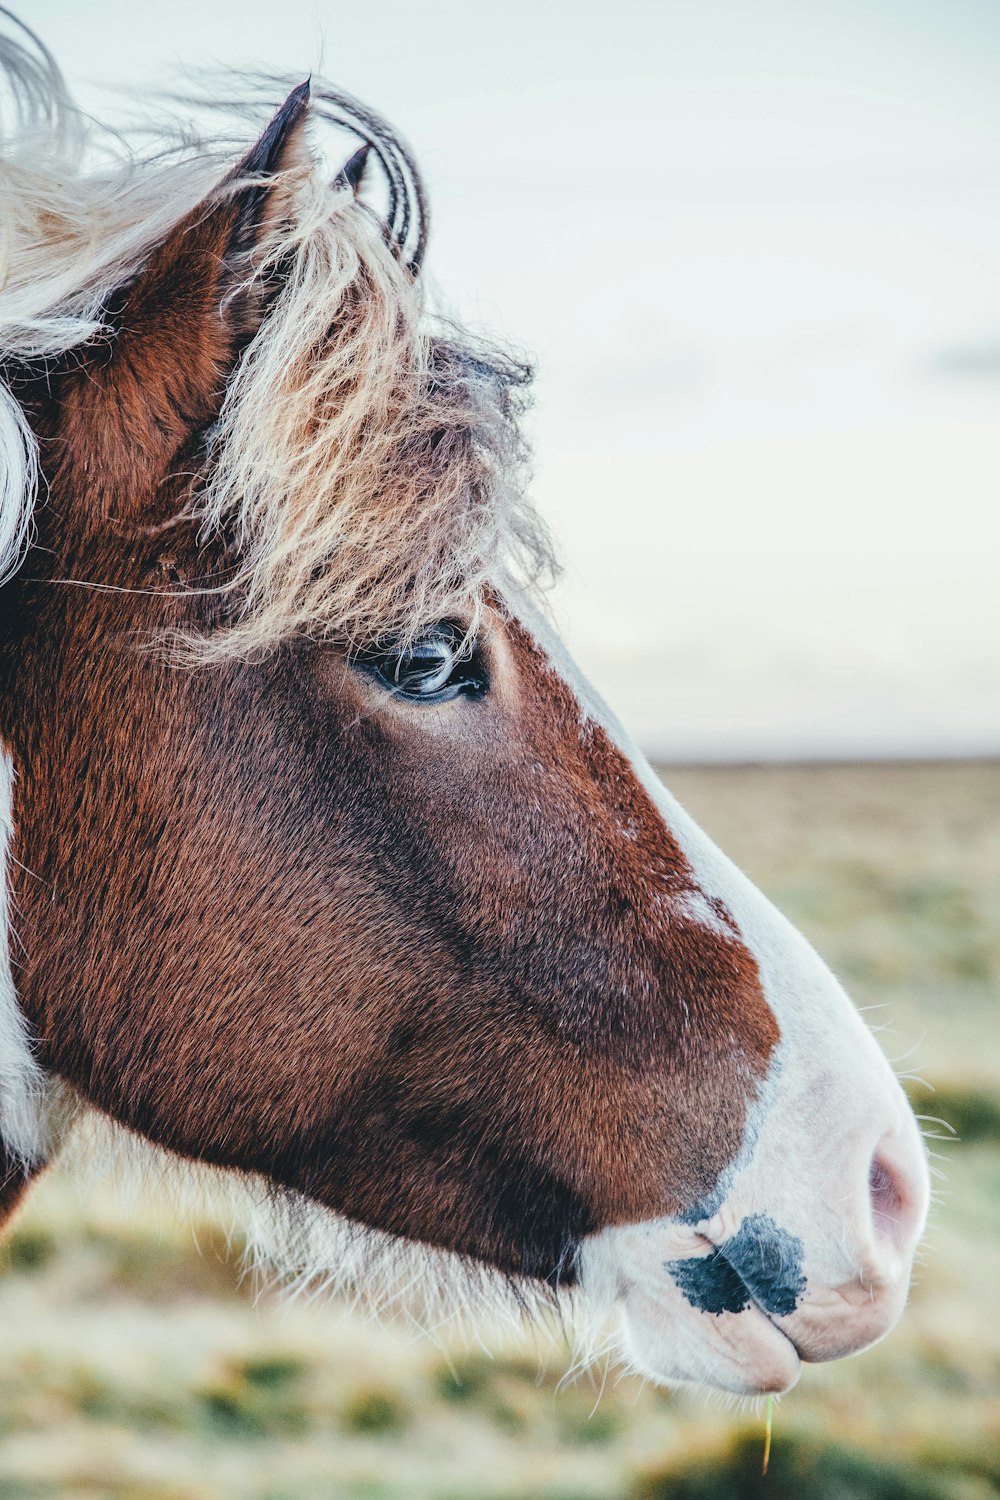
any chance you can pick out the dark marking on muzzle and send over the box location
[665,1213,806,1318]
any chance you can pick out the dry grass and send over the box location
[1,761,997,1499]
[666,761,1000,1088]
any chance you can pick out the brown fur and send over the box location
[0,95,779,1281]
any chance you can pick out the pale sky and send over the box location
[29,0,1000,757]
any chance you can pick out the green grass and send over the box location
[1,762,998,1500]
[631,1425,1000,1500]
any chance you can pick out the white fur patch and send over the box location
[0,748,53,1164]
[0,387,37,588]
[670,887,734,938]
[55,1108,588,1355]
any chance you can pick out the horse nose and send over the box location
[866,1126,927,1266]
[779,1113,929,1362]
[841,1119,928,1291]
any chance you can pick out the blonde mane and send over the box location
[0,17,555,656]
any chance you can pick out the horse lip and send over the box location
[599,1218,809,1390]
[620,1273,803,1395]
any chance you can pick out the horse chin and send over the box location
[577,1216,805,1396]
[619,1283,802,1396]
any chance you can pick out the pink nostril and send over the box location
[869,1145,917,1254]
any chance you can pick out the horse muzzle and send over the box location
[582,1096,930,1395]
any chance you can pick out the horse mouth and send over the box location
[620,1280,803,1394]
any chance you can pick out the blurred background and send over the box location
[4,2,999,1497]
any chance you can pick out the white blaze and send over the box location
[514,594,928,1387]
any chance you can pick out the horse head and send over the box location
[0,38,928,1394]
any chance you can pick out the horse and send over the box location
[0,15,928,1397]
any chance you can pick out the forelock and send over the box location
[0,17,557,654]
[187,176,556,660]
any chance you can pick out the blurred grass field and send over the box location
[1,761,998,1500]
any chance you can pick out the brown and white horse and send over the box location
[0,20,928,1395]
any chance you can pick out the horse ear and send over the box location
[225,79,313,259]
[333,142,370,196]
[97,83,312,480]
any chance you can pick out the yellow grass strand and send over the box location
[762,1395,775,1475]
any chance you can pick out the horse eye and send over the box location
[358,626,489,703]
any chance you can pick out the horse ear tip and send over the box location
[275,78,312,134]
[243,78,312,175]
[335,142,371,195]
